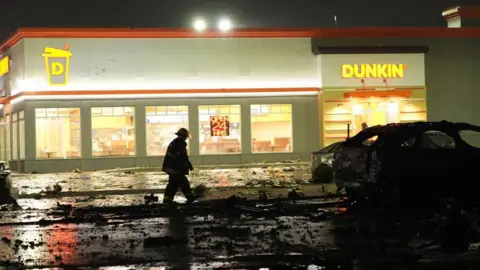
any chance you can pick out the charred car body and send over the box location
[311,142,342,183]
[333,121,480,205]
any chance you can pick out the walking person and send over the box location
[162,128,198,204]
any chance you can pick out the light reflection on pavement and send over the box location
[0,213,338,268]
[2,192,480,268]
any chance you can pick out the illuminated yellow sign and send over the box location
[42,44,72,86]
[0,56,10,77]
[342,64,407,79]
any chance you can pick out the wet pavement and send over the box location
[4,164,480,269]
[2,192,480,269]
[12,164,311,197]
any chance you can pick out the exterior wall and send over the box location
[312,37,480,146]
[0,40,26,97]
[0,41,26,166]
[21,38,319,91]
[5,36,322,172]
[21,95,319,173]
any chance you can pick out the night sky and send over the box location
[1,0,479,42]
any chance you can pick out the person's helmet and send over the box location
[175,128,190,138]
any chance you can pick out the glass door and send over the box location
[351,100,400,135]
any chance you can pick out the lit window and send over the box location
[251,104,292,153]
[0,115,8,161]
[35,108,81,159]
[12,112,17,160]
[146,106,189,156]
[4,114,10,162]
[199,105,241,154]
[19,110,25,159]
[92,106,135,157]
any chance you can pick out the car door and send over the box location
[415,130,460,195]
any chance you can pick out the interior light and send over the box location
[352,104,363,115]
[387,101,398,114]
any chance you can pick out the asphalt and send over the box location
[2,190,480,269]
[2,172,480,269]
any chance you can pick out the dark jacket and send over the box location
[162,137,193,175]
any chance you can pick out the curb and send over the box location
[10,162,310,176]
[18,183,335,199]
[92,162,311,173]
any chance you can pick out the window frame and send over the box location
[18,110,25,160]
[11,112,18,160]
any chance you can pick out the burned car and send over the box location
[332,121,480,205]
[311,142,342,183]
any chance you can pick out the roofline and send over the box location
[314,46,430,54]
[442,6,480,20]
[2,27,480,55]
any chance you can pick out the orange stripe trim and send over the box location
[2,87,320,104]
[344,90,412,98]
[2,27,480,54]
[353,87,424,91]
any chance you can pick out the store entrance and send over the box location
[351,101,400,134]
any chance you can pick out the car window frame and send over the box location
[421,129,458,150]
[457,127,480,149]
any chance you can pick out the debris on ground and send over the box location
[258,190,268,201]
[144,194,159,204]
[56,202,73,210]
[193,184,207,197]
[12,164,311,195]
[287,188,304,202]
[1,236,11,244]
[225,195,247,206]
[45,183,63,194]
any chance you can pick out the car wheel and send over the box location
[312,164,333,183]
[346,187,360,202]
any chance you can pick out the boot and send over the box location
[186,195,199,204]
[162,195,176,204]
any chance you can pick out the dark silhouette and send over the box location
[0,170,21,209]
[162,128,198,204]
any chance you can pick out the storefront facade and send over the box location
[312,33,480,148]
[0,28,479,172]
[316,49,427,145]
[0,30,321,172]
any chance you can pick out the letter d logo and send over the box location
[42,45,72,86]
[51,62,64,75]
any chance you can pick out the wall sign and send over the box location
[210,116,230,136]
[0,56,9,77]
[342,64,406,79]
[42,44,72,86]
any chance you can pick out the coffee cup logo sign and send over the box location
[341,64,407,79]
[42,44,72,86]
[0,56,10,77]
